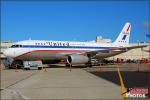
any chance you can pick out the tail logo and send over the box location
[122,35,127,40]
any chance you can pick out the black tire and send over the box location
[86,63,92,67]
[24,68,30,70]
[88,64,92,67]
[65,64,70,67]
[38,67,42,70]
[8,66,13,69]
[24,68,27,70]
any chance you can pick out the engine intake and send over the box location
[67,55,89,64]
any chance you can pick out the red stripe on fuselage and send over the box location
[126,24,131,32]
[15,50,90,59]
[111,50,127,52]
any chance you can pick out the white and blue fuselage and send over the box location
[4,40,122,61]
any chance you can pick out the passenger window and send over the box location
[11,44,22,48]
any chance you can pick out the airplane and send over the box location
[3,22,148,69]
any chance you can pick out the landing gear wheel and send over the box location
[86,63,92,67]
[65,63,70,67]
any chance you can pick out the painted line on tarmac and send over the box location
[1,71,39,91]
[116,64,128,100]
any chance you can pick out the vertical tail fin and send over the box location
[114,22,131,46]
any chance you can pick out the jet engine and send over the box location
[67,55,89,64]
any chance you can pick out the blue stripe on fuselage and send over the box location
[11,45,118,49]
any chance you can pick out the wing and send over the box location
[84,44,148,55]
[64,45,148,57]
[122,45,148,50]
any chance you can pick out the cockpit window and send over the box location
[16,45,19,47]
[11,45,16,48]
[11,44,22,48]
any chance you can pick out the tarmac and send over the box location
[0,63,150,100]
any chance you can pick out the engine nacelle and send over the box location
[67,55,89,64]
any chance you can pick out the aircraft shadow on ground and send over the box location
[47,64,87,68]
[90,71,150,88]
[47,64,64,68]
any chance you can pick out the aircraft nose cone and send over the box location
[3,49,14,58]
[3,50,9,56]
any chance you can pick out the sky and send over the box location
[1,0,150,42]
